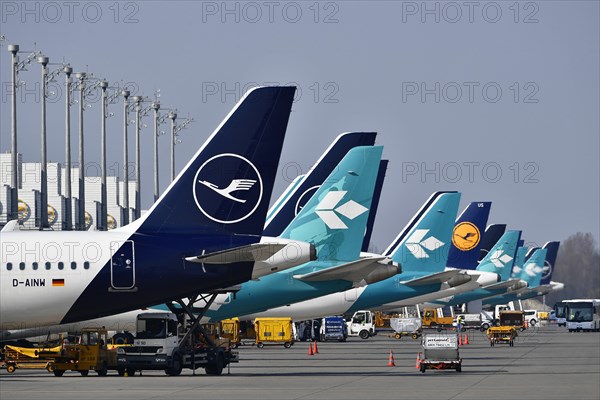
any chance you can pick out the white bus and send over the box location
[565,299,600,332]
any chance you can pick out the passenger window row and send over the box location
[5,261,91,271]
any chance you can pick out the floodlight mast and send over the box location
[122,89,130,226]
[37,55,50,229]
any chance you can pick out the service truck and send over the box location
[116,312,238,376]
[345,311,376,339]
[421,308,455,331]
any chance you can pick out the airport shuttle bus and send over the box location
[553,301,567,327]
[565,299,600,332]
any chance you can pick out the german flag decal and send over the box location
[52,279,65,287]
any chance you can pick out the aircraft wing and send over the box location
[401,270,463,286]
[292,257,386,283]
[185,243,287,264]
[483,279,523,291]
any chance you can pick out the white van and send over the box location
[524,310,539,327]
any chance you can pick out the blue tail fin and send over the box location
[384,191,461,273]
[540,241,560,285]
[476,230,521,281]
[134,86,296,236]
[519,248,548,287]
[446,202,492,270]
[280,146,383,262]
[362,159,388,252]
[510,247,529,279]
[264,132,377,237]
[478,224,507,263]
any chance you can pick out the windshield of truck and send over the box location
[137,318,167,339]
[554,303,566,318]
[567,304,594,322]
[500,313,523,326]
[353,313,366,324]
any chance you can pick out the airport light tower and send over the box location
[37,55,50,229]
[122,90,130,225]
[75,72,87,231]
[63,65,74,230]
[132,95,143,220]
[7,44,41,222]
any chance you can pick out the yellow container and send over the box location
[254,318,294,348]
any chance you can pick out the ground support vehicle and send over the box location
[346,310,376,339]
[421,308,454,331]
[117,291,239,376]
[1,345,60,374]
[486,326,518,347]
[417,334,462,373]
[565,300,600,332]
[498,311,526,331]
[46,328,121,376]
[390,318,422,340]
[320,316,348,342]
[254,317,295,348]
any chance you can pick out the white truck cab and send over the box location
[345,310,376,339]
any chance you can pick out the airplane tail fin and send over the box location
[446,202,492,270]
[384,191,461,273]
[540,241,560,285]
[264,132,377,237]
[362,159,388,252]
[132,86,296,236]
[510,247,528,279]
[519,248,548,287]
[280,146,383,262]
[476,230,521,281]
[478,224,507,263]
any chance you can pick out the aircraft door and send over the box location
[110,241,136,290]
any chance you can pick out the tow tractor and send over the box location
[117,290,239,376]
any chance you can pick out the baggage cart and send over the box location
[486,326,518,347]
[390,317,422,340]
[417,334,462,373]
[254,318,294,348]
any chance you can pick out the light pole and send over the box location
[63,65,73,230]
[168,111,177,182]
[122,90,130,225]
[37,55,49,229]
[152,101,160,202]
[100,80,108,230]
[75,72,86,231]
[6,45,40,221]
[132,96,142,220]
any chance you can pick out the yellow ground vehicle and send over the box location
[254,318,294,348]
[2,344,61,373]
[486,311,524,347]
[422,308,454,331]
[46,328,120,376]
[220,318,256,348]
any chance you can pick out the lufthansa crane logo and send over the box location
[193,153,263,224]
[452,222,481,251]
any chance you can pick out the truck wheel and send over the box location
[420,364,426,373]
[359,330,370,340]
[284,342,292,348]
[112,332,134,345]
[6,364,16,374]
[53,369,65,377]
[412,333,419,340]
[394,333,402,340]
[530,319,537,327]
[482,323,490,330]
[79,370,89,377]
[117,368,125,377]
[436,326,443,332]
[46,364,55,373]
[205,353,224,376]
[456,364,462,373]
[167,355,183,376]
[126,368,136,377]
[96,363,108,377]
[257,342,264,348]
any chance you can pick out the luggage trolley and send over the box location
[417,334,462,373]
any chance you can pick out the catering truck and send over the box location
[116,312,238,376]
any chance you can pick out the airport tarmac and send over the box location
[1,326,598,400]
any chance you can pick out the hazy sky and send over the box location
[1,0,598,250]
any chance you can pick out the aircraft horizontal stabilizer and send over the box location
[401,270,463,286]
[293,257,386,283]
[483,279,523,291]
[1,220,19,232]
[185,243,287,264]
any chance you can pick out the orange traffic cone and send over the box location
[308,342,314,356]
[388,350,396,367]
[313,340,319,354]
[458,334,463,346]
[464,334,470,345]
[415,352,421,369]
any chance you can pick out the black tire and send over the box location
[53,369,65,377]
[482,323,490,330]
[394,333,402,340]
[97,363,108,377]
[6,364,16,374]
[166,355,183,376]
[359,330,370,340]
[420,363,426,373]
[46,364,55,373]
[257,342,264,348]
[456,364,462,373]
[284,342,292,348]
[112,332,134,345]
[530,319,537,327]
[437,326,443,332]
[126,368,136,377]
[79,370,89,377]
[117,368,125,377]
[205,353,224,376]
[412,333,419,340]
[461,327,466,333]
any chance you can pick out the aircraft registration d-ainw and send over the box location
[0,87,301,336]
